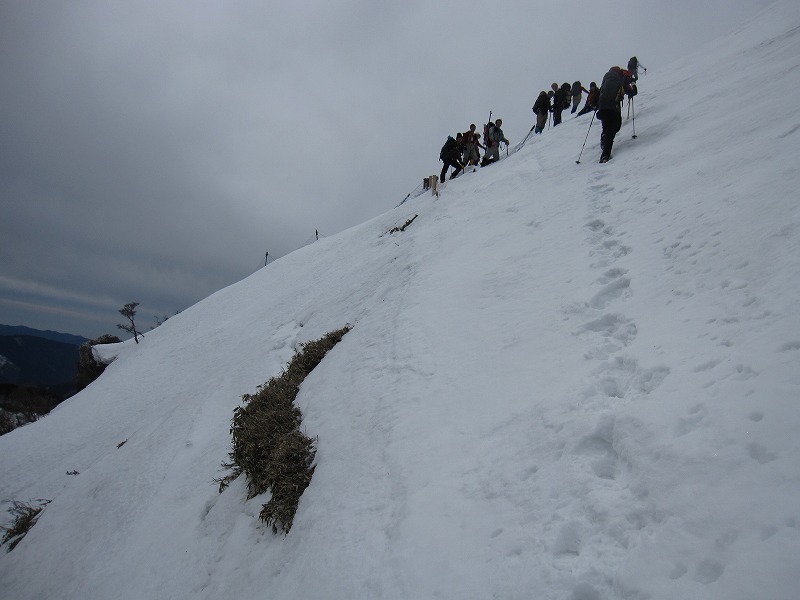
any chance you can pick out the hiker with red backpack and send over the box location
[596,66,635,163]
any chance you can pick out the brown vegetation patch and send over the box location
[1,499,51,552]
[218,325,351,534]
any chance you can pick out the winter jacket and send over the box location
[533,93,551,114]
[553,87,569,110]
[585,87,600,107]
[490,125,509,147]
[462,131,481,147]
[560,84,572,109]
[598,67,632,112]
[440,136,459,162]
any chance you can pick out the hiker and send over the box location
[576,82,599,116]
[571,81,589,113]
[482,119,509,166]
[439,133,464,181]
[532,91,550,134]
[597,66,634,163]
[456,132,466,168]
[627,56,645,81]
[551,82,566,126]
[462,124,484,166]
[560,83,572,111]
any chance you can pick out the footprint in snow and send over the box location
[693,559,725,584]
[601,239,632,258]
[589,276,631,309]
[596,267,628,284]
[674,403,708,437]
[586,357,670,400]
[585,219,607,233]
[747,443,778,464]
[577,313,638,349]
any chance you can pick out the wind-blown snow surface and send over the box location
[2,3,800,598]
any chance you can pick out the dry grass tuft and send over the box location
[1,499,51,552]
[218,325,351,534]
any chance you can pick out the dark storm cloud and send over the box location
[0,0,770,337]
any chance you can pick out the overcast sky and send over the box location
[0,0,769,339]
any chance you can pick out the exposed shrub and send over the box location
[0,409,14,436]
[219,325,351,534]
[75,334,122,392]
[0,407,38,436]
[387,214,418,234]
[0,383,61,415]
[1,499,51,552]
[0,384,53,436]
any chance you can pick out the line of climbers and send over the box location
[435,55,644,182]
[532,80,599,133]
[438,118,510,183]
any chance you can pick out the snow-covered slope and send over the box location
[2,3,799,598]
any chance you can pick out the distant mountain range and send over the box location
[0,326,90,433]
[0,324,88,388]
[0,324,88,347]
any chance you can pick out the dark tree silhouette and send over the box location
[117,302,142,344]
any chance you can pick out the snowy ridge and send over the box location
[2,3,800,599]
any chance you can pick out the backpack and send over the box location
[598,68,624,110]
[440,136,457,161]
[561,84,572,109]
[483,121,495,147]
[586,87,600,106]
[571,81,581,95]
[628,57,638,71]
[534,93,550,114]
[620,70,637,96]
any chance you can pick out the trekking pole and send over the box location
[519,125,535,147]
[626,98,631,121]
[631,97,637,139]
[575,110,597,164]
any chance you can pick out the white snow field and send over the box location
[2,2,799,599]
